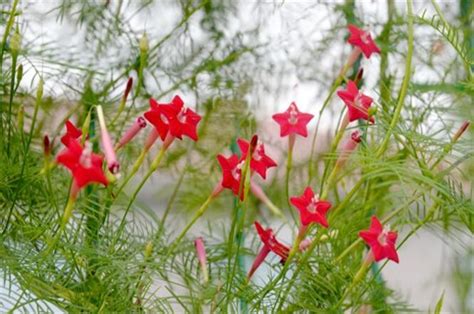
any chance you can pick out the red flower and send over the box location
[144,95,201,141]
[347,24,380,58]
[56,140,108,192]
[290,187,332,227]
[359,216,399,263]
[337,80,374,123]
[237,138,277,179]
[247,221,290,279]
[254,221,290,262]
[217,154,245,200]
[272,102,314,137]
[61,120,82,147]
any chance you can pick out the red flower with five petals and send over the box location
[254,221,290,262]
[237,138,277,179]
[347,24,381,58]
[217,154,245,200]
[359,216,399,263]
[290,187,332,227]
[61,120,82,147]
[144,95,201,141]
[247,221,290,279]
[56,140,108,192]
[272,102,314,137]
[337,80,374,123]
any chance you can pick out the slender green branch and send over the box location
[376,0,414,157]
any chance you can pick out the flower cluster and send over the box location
[57,120,108,198]
[217,135,277,200]
[52,24,401,287]
[246,25,399,281]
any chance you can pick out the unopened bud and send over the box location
[17,105,24,131]
[36,78,44,100]
[453,121,470,142]
[367,106,377,117]
[43,135,51,157]
[81,110,91,143]
[354,68,364,85]
[16,64,23,84]
[116,116,147,150]
[144,241,153,259]
[123,77,133,101]
[96,105,120,174]
[139,33,149,53]
[249,134,259,155]
[194,237,209,283]
[336,130,362,168]
[10,28,21,56]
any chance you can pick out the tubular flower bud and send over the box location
[144,241,153,259]
[354,68,364,85]
[96,105,120,174]
[116,116,147,150]
[335,130,362,168]
[453,121,470,142]
[194,237,209,283]
[10,28,21,57]
[139,33,149,53]
[123,77,133,102]
[17,105,24,131]
[43,135,51,157]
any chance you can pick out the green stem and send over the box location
[2,79,43,234]
[168,194,214,253]
[115,148,149,196]
[111,146,166,245]
[376,0,413,157]
[6,54,17,156]
[308,65,350,184]
[0,0,19,85]
[320,117,348,199]
[285,139,298,223]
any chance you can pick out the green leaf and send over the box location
[434,291,445,314]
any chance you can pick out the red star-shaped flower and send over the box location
[61,120,82,147]
[347,24,381,59]
[272,102,314,137]
[56,140,108,191]
[144,95,201,141]
[359,216,399,263]
[290,187,332,227]
[254,221,290,262]
[217,154,245,200]
[248,221,291,279]
[237,138,277,179]
[337,80,374,123]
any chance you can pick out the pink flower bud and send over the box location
[194,237,209,283]
[97,106,120,174]
[116,116,147,150]
[299,238,313,251]
[335,130,362,168]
